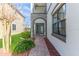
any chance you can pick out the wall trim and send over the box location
[32,17,47,37]
[31,13,47,14]
[47,3,52,13]
[51,3,65,15]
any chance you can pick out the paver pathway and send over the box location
[29,36,50,56]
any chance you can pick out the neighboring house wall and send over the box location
[47,3,79,55]
[11,12,24,35]
[0,4,24,37]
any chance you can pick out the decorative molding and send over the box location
[32,12,47,14]
[51,3,65,15]
[47,3,52,13]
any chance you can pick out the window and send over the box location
[12,24,16,30]
[52,4,66,42]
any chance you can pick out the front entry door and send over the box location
[36,23,44,35]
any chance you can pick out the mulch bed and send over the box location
[12,50,31,56]
[44,37,60,56]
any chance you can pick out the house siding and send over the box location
[0,4,24,37]
[11,12,24,35]
[47,3,79,55]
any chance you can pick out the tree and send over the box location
[0,4,16,52]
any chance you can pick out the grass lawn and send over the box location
[0,39,2,48]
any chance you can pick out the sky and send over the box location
[15,3,31,27]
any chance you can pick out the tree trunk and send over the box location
[2,22,6,49]
[5,22,11,51]
[2,20,11,52]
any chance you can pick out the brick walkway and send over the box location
[29,36,50,56]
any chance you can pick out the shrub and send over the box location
[11,31,35,55]
[20,31,31,39]
[11,34,23,51]
[12,39,35,54]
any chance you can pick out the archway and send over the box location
[33,18,47,36]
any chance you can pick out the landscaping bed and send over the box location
[10,31,35,56]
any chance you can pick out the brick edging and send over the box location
[44,37,60,56]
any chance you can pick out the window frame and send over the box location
[52,4,66,42]
[12,24,16,31]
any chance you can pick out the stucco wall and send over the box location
[33,6,46,13]
[31,13,47,37]
[33,3,46,13]
[31,13,47,21]
[47,3,79,55]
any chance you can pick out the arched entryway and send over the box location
[33,18,47,36]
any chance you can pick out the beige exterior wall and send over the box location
[0,4,24,37]
[11,12,24,35]
[0,13,24,38]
